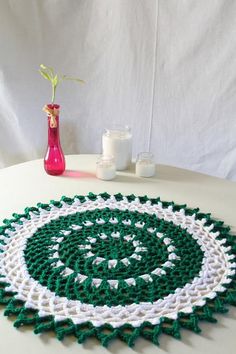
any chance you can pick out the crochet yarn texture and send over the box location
[0,193,235,347]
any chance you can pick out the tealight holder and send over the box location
[136,152,156,177]
[96,155,116,181]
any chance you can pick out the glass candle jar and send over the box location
[135,152,156,177]
[96,155,116,181]
[102,126,132,171]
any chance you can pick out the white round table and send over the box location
[0,154,235,354]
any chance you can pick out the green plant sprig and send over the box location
[39,64,85,104]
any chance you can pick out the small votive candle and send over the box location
[136,152,156,177]
[96,155,116,181]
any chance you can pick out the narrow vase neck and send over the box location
[48,116,61,146]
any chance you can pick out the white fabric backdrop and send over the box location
[0,0,236,180]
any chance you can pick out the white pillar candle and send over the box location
[96,156,116,181]
[136,152,156,177]
[102,127,132,171]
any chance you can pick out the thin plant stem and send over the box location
[39,64,84,104]
[52,85,56,104]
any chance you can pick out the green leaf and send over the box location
[47,66,54,79]
[39,70,51,82]
[40,64,54,79]
[53,74,58,87]
[62,75,85,83]
[39,64,85,104]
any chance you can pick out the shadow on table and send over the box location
[62,170,96,178]
[61,168,156,184]
[126,162,219,183]
[113,174,157,184]
[156,165,215,183]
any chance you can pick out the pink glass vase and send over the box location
[44,104,65,176]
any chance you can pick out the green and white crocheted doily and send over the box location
[0,193,235,347]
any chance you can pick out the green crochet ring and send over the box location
[0,192,235,347]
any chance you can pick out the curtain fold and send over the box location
[0,0,235,180]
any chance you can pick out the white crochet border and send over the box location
[0,195,235,328]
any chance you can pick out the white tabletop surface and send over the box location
[0,154,235,354]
